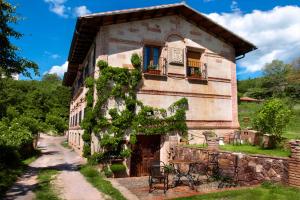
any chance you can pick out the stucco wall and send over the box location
[95,15,238,132]
[68,14,240,159]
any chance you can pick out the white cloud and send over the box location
[51,54,60,59]
[74,6,91,17]
[44,0,68,17]
[207,6,300,72]
[44,51,60,59]
[46,61,68,77]
[230,1,241,13]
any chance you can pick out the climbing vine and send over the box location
[81,53,188,159]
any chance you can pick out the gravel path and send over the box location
[5,133,105,200]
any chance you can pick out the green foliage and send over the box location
[45,114,68,134]
[97,60,108,70]
[102,166,113,178]
[130,53,141,69]
[253,98,293,146]
[83,144,91,157]
[0,121,33,149]
[120,149,132,158]
[88,152,105,165]
[42,73,61,83]
[82,57,188,160]
[110,164,126,173]
[238,59,300,100]
[0,0,38,78]
[80,165,126,200]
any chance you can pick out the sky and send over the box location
[9,0,300,80]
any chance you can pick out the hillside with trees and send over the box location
[238,58,300,141]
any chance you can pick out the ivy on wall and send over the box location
[81,54,188,158]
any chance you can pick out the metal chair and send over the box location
[188,162,209,186]
[149,161,169,194]
[231,130,242,145]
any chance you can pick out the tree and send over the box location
[42,73,61,83]
[0,0,38,78]
[262,60,292,97]
[253,98,293,148]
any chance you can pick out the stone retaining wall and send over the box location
[172,146,289,186]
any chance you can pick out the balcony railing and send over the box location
[143,57,167,76]
[186,60,208,80]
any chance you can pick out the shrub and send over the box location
[120,149,132,158]
[12,115,41,135]
[82,131,91,142]
[97,60,108,70]
[83,144,91,157]
[253,98,293,147]
[45,114,68,134]
[85,77,94,88]
[110,164,126,173]
[131,53,141,69]
[88,152,104,165]
[102,166,113,178]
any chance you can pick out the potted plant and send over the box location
[110,163,127,178]
[147,64,161,75]
[190,67,202,78]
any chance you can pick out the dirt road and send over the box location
[5,134,105,200]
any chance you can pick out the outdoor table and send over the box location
[169,160,197,190]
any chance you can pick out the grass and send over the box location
[238,102,300,139]
[220,144,291,157]
[186,144,290,157]
[174,182,300,200]
[79,164,126,200]
[34,169,61,200]
[60,140,71,149]
[0,150,40,197]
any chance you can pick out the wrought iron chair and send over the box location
[188,162,209,186]
[230,130,242,145]
[149,161,169,194]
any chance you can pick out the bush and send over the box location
[110,163,126,173]
[88,152,104,165]
[12,115,41,135]
[131,53,141,69]
[82,131,91,142]
[97,60,108,70]
[45,114,68,134]
[102,166,113,178]
[120,149,132,158]
[83,144,91,157]
[253,98,293,147]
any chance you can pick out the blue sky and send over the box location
[9,0,300,80]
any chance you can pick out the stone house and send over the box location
[63,3,256,176]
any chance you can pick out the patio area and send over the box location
[114,176,233,200]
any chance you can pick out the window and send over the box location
[79,110,82,124]
[143,46,161,71]
[186,51,202,77]
[75,113,78,126]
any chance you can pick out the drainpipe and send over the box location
[236,54,245,61]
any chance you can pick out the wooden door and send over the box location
[130,135,161,176]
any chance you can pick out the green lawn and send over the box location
[175,183,300,200]
[79,164,126,200]
[238,102,300,139]
[34,169,61,200]
[220,144,290,157]
[187,144,290,157]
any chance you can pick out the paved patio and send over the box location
[113,176,227,200]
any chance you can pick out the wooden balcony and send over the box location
[143,57,167,77]
[186,60,208,82]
